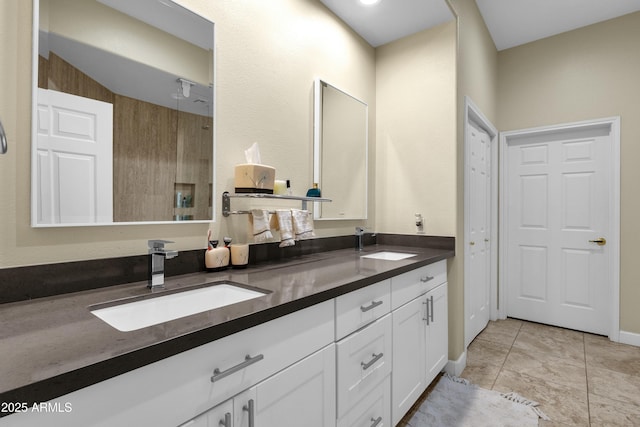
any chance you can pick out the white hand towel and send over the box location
[292,209,315,240]
[250,209,273,243]
[275,210,295,248]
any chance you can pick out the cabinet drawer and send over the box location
[336,313,392,418]
[391,260,446,310]
[336,279,391,340]
[337,375,391,427]
[7,300,334,427]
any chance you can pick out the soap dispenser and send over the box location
[306,183,321,197]
[205,239,230,271]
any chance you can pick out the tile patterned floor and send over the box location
[399,318,640,426]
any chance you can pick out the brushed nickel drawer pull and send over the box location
[361,352,384,370]
[243,399,255,427]
[420,275,434,283]
[429,295,435,323]
[0,118,7,155]
[219,412,231,427]
[211,354,264,383]
[371,416,383,427]
[360,300,383,312]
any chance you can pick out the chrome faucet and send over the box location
[355,227,365,251]
[148,240,179,290]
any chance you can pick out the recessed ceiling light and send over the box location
[360,0,381,5]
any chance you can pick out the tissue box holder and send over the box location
[234,164,276,194]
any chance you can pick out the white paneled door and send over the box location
[504,121,617,335]
[466,121,491,344]
[36,89,113,224]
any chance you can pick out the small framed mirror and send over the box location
[313,79,368,220]
[32,0,215,226]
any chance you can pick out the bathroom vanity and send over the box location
[0,244,452,427]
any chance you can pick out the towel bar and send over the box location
[0,118,7,154]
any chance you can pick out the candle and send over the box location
[231,244,249,268]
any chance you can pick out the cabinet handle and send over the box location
[370,416,383,427]
[211,354,264,383]
[243,399,255,427]
[422,296,435,324]
[0,118,7,155]
[219,412,231,427]
[429,295,435,323]
[420,275,434,283]
[360,300,383,312]
[361,352,384,370]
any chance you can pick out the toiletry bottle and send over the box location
[306,183,321,197]
[205,240,230,271]
[286,179,292,196]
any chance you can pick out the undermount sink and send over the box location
[360,251,417,261]
[90,282,269,332]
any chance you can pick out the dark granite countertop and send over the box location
[0,244,453,408]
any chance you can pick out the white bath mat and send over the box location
[406,374,549,427]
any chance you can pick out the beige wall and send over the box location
[375,18,460,361]
[497,12,640,334]
[0,0,376,268]
[446,0,498,361]
[375,22,457,236]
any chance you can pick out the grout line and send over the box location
[584,333,592,426]
[490,320,523,390]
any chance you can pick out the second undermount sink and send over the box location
[90,282,269,332]
[360,251,417,261]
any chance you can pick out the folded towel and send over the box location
[275,210,295,248]
[250,209,273,243]
[292,209,315,240]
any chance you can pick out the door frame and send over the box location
[463,96,499,348]
[499,117,621,341]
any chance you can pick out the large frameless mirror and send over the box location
[32,0,215,226]
[313,79,368,220]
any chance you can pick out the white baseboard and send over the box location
[618,330,640,347]
[444,350,467,377]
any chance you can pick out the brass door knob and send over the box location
[469,241,475,246]
[589,238,607,246]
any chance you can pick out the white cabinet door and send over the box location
[391,296,427,426]
[179,399,234,427]
[254,344,336,427]
[425,282,448,385]
[180,389,255,427]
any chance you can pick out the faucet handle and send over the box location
[355,227,365,236]
[148,239,174,250]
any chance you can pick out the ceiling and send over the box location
[318,0,454,48]
[476,0,640,50]
[320,0,640,50]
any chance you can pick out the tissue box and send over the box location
[234,164,276,194]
